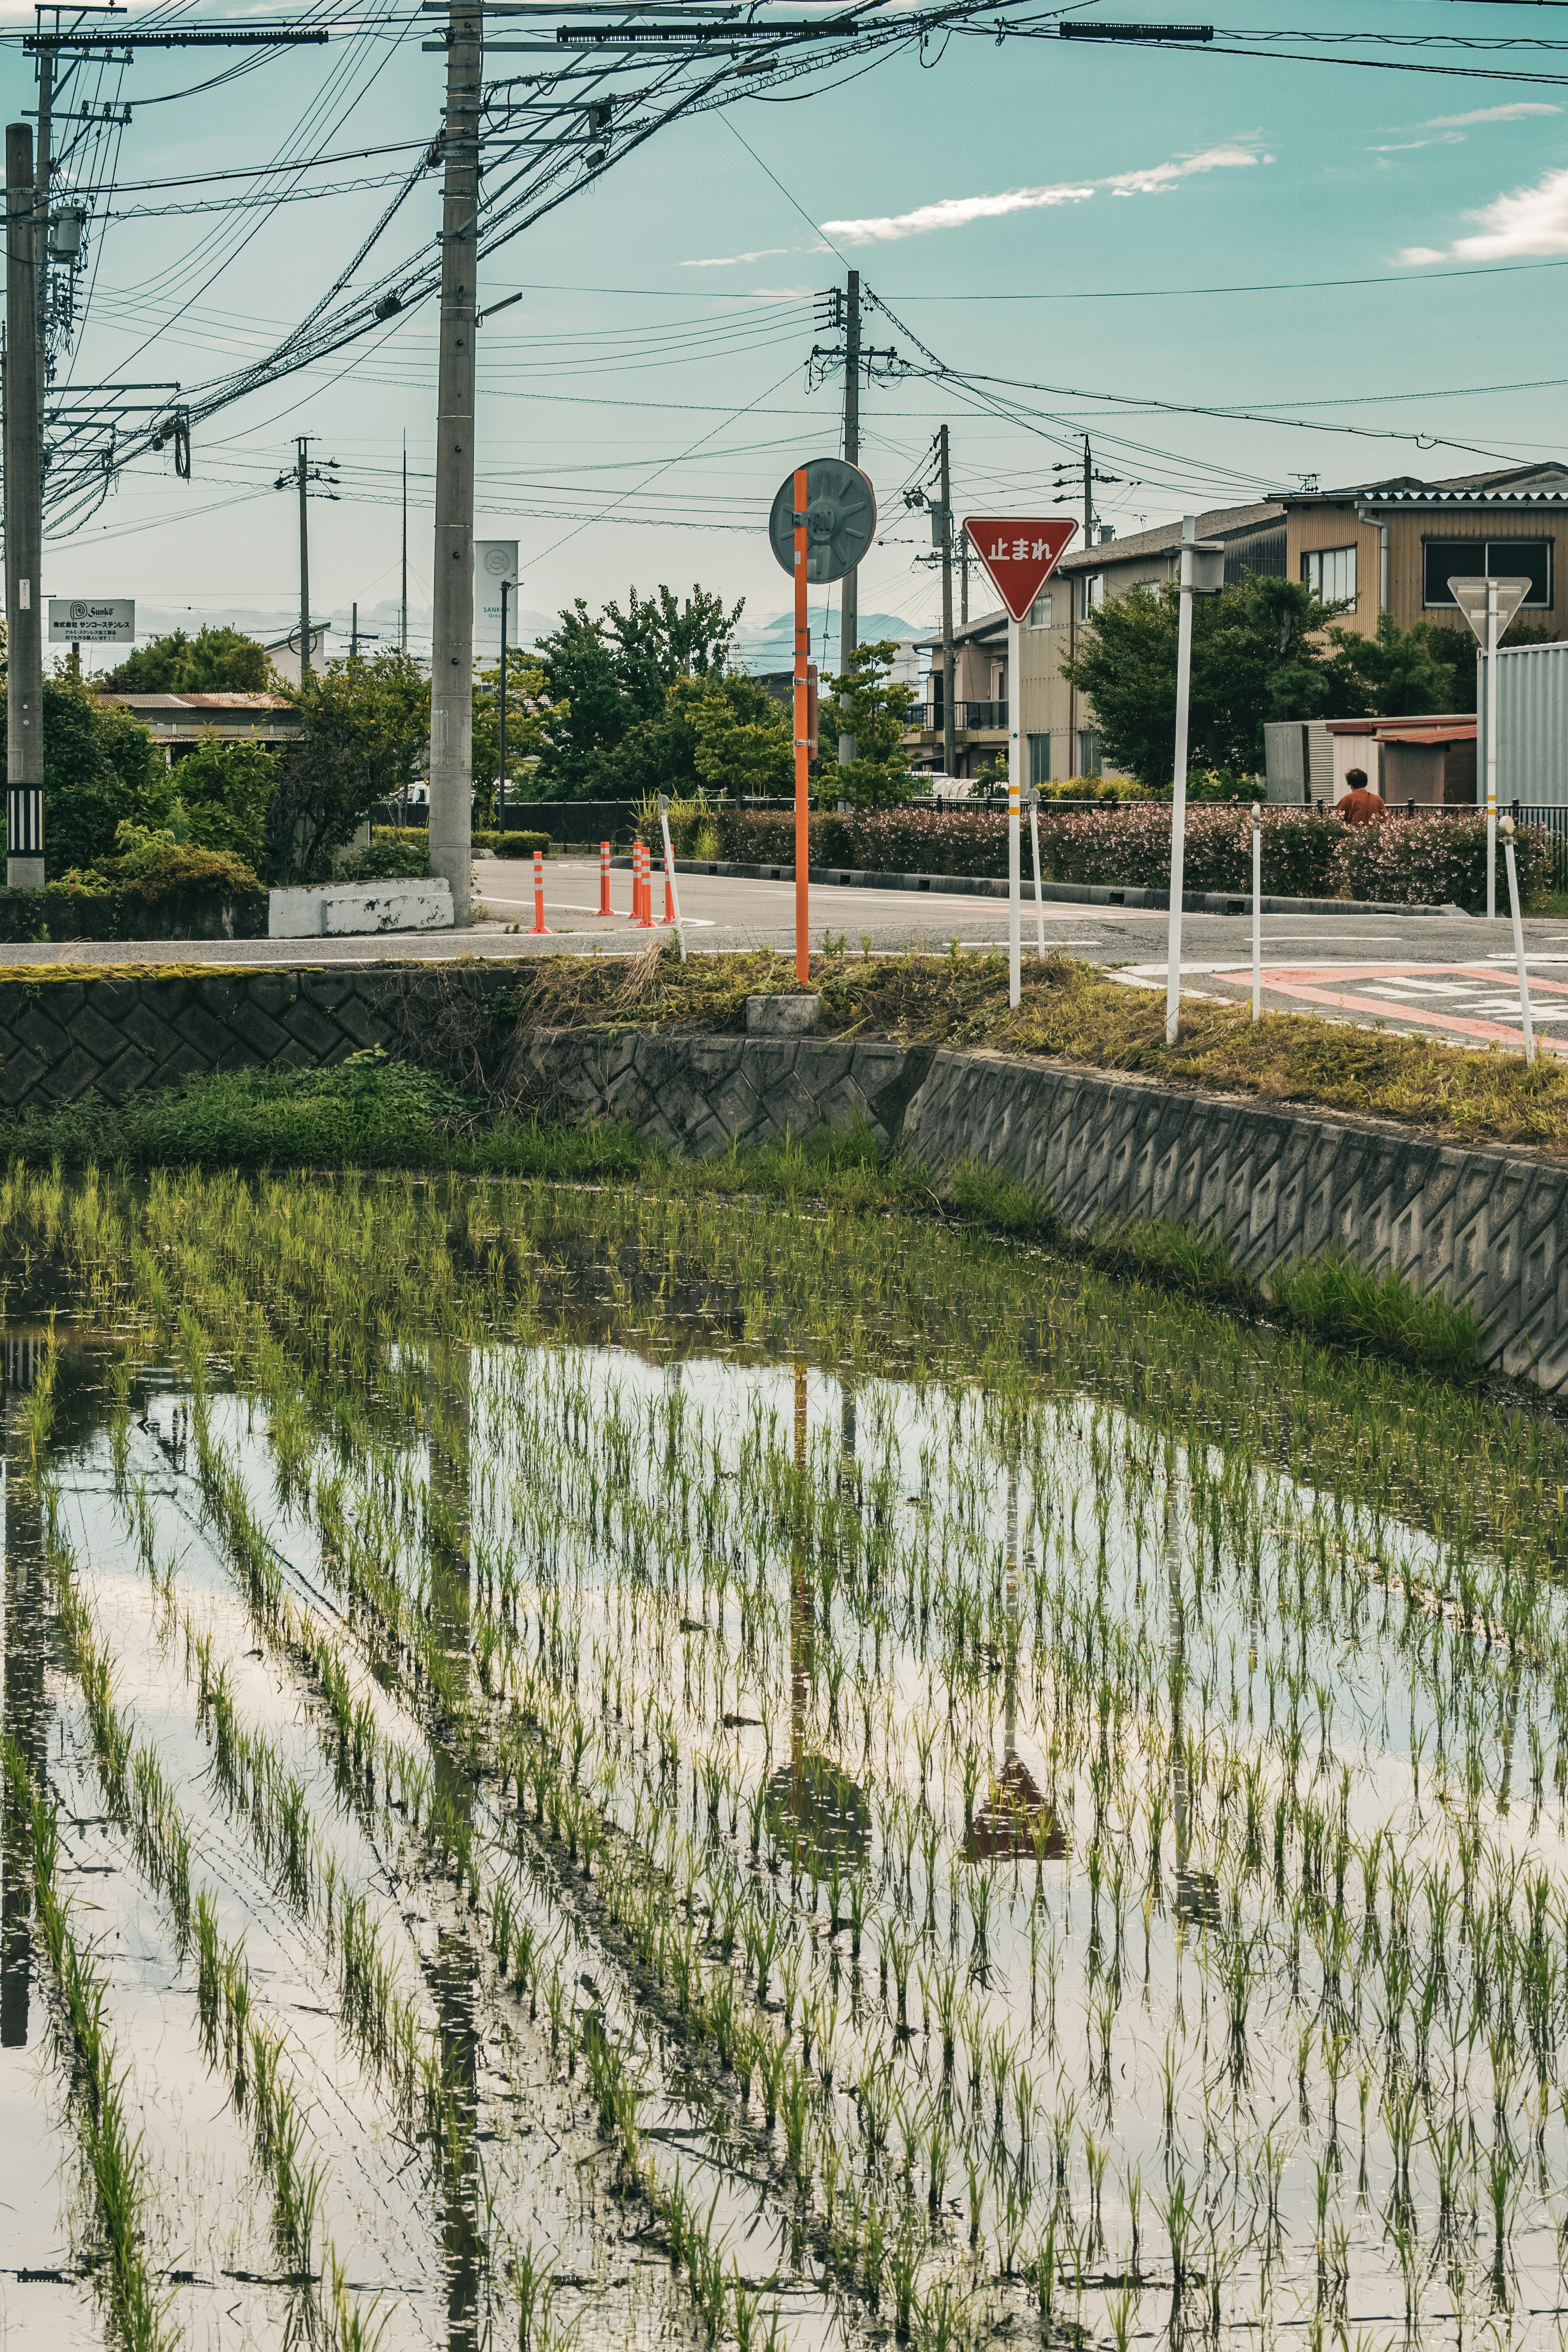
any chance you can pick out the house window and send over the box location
[1077,730,1100,778]
[1028,590,1054,629]
[1302,546,1358,605]
[1076,574,1104,620]
[1423,537,1553,609]
[1028,733,1051,786]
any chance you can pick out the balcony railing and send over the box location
[911,699,1007,733]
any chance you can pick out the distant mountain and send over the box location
[732,607,927,673]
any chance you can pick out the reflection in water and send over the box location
[2,1338,47,2048]
[427,1341,483,2352]
[1167,1482,1218,1933]
[766,1369,869,1877]
[964,1469,1065,1866]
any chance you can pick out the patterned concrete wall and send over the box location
[517,1028,1568,1392]
[1,964,1562,1390]
[0,969,411,1108]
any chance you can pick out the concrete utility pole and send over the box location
[838,268,860,765]
[429,0,482,928]
[33,48,51,359]
[296,436,313,680]
[5,123,44,890]
[958,524,971,626]
[938,423,956,783]
[1082,434,1093,562]
[400,431,409,654]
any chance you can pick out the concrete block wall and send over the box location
[516,1028,1568,1392]
[0,970,404,1108]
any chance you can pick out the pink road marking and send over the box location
[1205,961,1568,1052]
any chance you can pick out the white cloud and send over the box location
[1399,163,1568,263]
[680,247,794,268]
[1422,103,1561,129]
[820,143,1261,246]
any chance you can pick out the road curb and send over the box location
[608,855,1461,921]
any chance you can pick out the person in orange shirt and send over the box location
[1336,767,1387,826]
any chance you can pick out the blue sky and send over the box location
[6,0,1568,665]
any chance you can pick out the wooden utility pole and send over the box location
[939,424,956,783]
[838,268,860,765]
[429,0,482,927]
[5,123,44,890]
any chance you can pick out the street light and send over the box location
[1166,518,1225,1045]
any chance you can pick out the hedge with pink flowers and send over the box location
[710,804,1553,912]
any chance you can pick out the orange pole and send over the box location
[529,848,550,935]
[661,841,676,925]
[794,463,809,986]
[596,840,612,916]
[633,840,653,929]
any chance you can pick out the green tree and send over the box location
[0,673,173,874]
[605,670,787,800]
[170,738,280,870]
[470,650,557,823]
[270,651,429,878]
[821,641,916,809]
[100,625,274,693]
[531,584,746,798]
[1062,575,1459,789]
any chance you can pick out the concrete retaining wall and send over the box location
[516,1027,1568,1391]
[0,959,1563,1389]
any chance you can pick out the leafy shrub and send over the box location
[339,835,430,882]
[711,803,1534,907]
[170,737,278,870]
[479,830,551,858]
[104,823,262,904]
[1334,815,1551,913]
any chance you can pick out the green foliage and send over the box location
[272,651,430,879]
[336,834,430,882]
[532,584,746,798]
[0,673,173,875]
[1063,576,1460,787]
[822,641,917,809]
[471,649,555,823]
[100,624,274,693]
[104,820,262,902]
[169,737,279,869]
[1269,1248,1483,1379]
[0,1050,654,1175]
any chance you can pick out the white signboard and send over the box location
[474,541,518,656]
[48,597,134,644]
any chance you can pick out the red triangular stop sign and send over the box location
[963,516,1079,623]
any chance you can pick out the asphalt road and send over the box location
[11,854,1567,1053]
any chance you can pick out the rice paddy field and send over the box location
[7,1164,1568,2352]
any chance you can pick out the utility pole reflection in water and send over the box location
[428,1340,482,2348]
[964,1467,1062,1868]
[2,1338,46,2048]
[766,1365,869,1879]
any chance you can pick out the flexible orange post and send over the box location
[794,462,809,985]
[596,840,613,916]
[633,840,653,928]
[529,848,550,935]
[661,843,676,925]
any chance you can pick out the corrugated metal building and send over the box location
[1494,639,1568,807]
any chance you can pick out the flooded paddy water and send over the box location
[2,1166,1568,2352]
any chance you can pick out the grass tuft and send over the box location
[1269,1248,1484,1380]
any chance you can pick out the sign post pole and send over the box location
[1486,574,1499,922]
[959,514,1080,997]
[1007,610,1022,1006]
[794,466,809,984]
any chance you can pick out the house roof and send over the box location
[102,692,293,712]
[1054,499,1286,573]
[1294,461,1568,508]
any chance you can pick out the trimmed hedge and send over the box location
[710,805,1549,911]
[0,879,267,943]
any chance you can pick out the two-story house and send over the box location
[904,462,1568,786]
